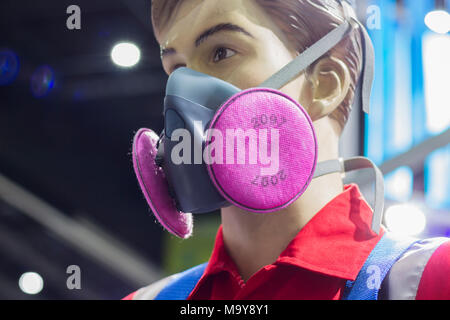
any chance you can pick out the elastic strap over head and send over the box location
[258,20,351,90]
[259,0,375,115]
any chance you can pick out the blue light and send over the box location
[365,0,394,165]
[0,49,20,86]
[30,65,55,98]
[72,89,84,101]
[387,27,413,158]
[425,146,450,210]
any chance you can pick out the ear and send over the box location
[301,56,351,121]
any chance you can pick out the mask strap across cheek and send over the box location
[314,158,384,235]
[258,8,375,117]
[258,20,351,91]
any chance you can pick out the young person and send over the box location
[124,0,450,300]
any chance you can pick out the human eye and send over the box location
[212,47,236,63]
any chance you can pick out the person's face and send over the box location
[158,0,304,101]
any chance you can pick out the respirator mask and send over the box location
[132,2,384,239]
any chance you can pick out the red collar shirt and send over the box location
[188,184,385,300]
[125,184,450,300]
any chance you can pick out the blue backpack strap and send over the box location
[342,232,420,300]
[154,263,208,300]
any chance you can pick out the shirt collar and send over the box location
[202,184,385,282]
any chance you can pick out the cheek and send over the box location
[226,49,304,103]
[258,40,304,100]
[227,57,304,101]
[280,77,304,104]
[226,47,295,90]
[226,59,269,89]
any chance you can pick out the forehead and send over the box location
[158,0,281,48]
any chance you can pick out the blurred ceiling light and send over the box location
[19,272,44,295]
[385,167,413,202]
[385,204,427,236]
[111,42,141,68]
[0,49,20,86]
[31,65,55,98]
[425,10,450,34]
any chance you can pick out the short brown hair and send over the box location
[151,0,363,131]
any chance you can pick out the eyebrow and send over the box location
[160,23,254,58]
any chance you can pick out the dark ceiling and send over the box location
[0,0,172,299]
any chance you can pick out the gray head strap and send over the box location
[258,20,351,91]
[313,158,384,235]
[258,3,375,116]
[354,18,375,114]
[340,0,375,114]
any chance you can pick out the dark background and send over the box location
[0,0,170,299]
